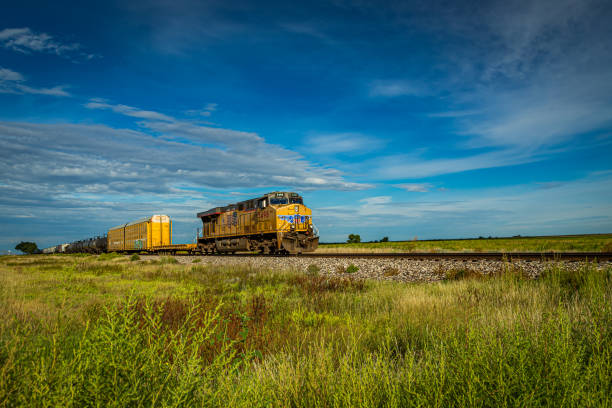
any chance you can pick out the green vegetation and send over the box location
[320,233,612,253]
[346,263,359,274]
[14,241,39,255]
[0,254,610,407]
[347,233,361,243]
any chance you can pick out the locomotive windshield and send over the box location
[290,197,303,204]
[270,198,288,205]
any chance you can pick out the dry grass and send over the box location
[0,254,610,407]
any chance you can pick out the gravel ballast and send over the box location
[145,255,611,283]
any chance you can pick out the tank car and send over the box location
[65,236,107,254]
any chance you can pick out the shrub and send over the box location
[292,274,365,294]
[192,258,201,263]
[98,252,122,261]
[383,267,400,277]
[444,267,482,280]
[0,296,253,407]
[159,256,178,264]
[345,264,359,274]
[130,254,140,261]
[306,264,320,275]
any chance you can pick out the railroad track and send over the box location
[291,252,612,261]
[149,252,612,262]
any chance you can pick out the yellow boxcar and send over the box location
[107,215,172,251]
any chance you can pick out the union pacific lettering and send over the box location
[278,215,307,223]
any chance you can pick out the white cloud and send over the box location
[280,22,332,42]
[459,69,612,149]
[185,103,218,117]
[16,84,70,97]
[305,132,384,155]
[141,120,263,145]
[445,0,612,150]
[0,116,369,195]
[0,27,80,55]
[0,109,373,249]
[395,183,432,192]
[361,147,537,180]
[369,80,425,98]
[0,66,71,97]
[360,0,612,179]
[313,172,612,240]
[0,67,24,81]
[85,101,175,121]
[427,110,480,118]
[359,196,391,205]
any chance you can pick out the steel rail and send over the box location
[145,252,612,261]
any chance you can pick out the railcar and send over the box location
[197,191,319,254]
[107,215,171,252]
[65,236,107,254]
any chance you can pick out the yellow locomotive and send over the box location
[197,192,319,254]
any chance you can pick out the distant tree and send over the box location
[380,236,389,242]
[347,234,361,244]
[15,241,39,254]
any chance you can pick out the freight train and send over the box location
[198,191,318,254]
[43,191,318,255]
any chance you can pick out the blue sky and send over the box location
[1,0,612,252]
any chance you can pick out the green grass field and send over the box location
[318,233,612,253]
[1,254,610,407]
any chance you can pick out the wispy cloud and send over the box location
[359,196,391,206]
[0,112,371,248]
[314,173,612,241]
[0,100,370,219]
[280,22,332,42]
[85,100,174,121]
[395,183,432,192]
[361,0,612,178]
[0,66,70,96]
[185,103,218,117]
[369,79,426,98]
[15,84,70,97]
[0,67,24,81]
[427,110,480,118]
[0,27,80,55]
[445,0,612,150]
[305,132,384,155]
[360,147,537,180]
